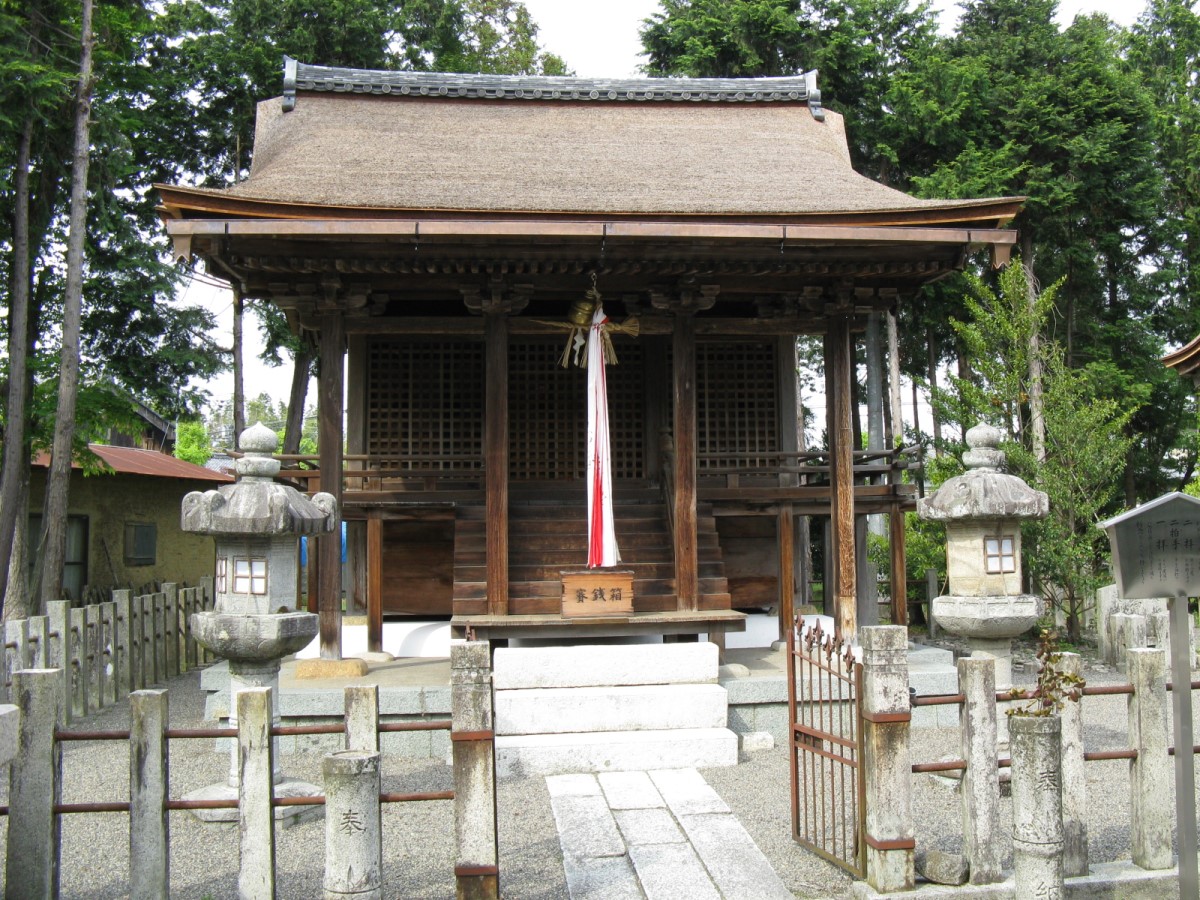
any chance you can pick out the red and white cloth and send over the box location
[586,304,620,568]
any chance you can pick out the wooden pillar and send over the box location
[345,335,368,616]
[889,503,907,625]
[778,505,795,642]
[673,312,698,610]
[319,311,345,659]
[825,316,857,640]
[777,335,800,640]
[367,511,383,653]
[485,311,509,616]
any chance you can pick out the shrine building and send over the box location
[157,60,1020,659]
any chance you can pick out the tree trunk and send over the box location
[283,344,315,455]
[232,289,246,449]
[927,327,942,455]
[3,488,31,622]
[887,310,903,448]
[1021,238,1046,463]
[0,118,36,615]
[38,0,95,607]
[865,312,885,453]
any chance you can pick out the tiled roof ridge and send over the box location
[283,57,824,120]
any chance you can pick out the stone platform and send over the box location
[198,633,961,764]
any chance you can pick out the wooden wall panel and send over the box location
[380,521,454,615]
[717,516,778,610]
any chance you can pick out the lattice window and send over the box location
[366,339,484,470]
[507,340,645,481]
[696,341,779,468]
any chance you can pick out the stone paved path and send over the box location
[548,768,794,899]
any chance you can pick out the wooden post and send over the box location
[778,505,795,643]
[673,312,698,610]
[777,335,799,640]
[367,512,383,653]
[346,334,368,616]
[484,311,509,616]
[889,503,907,626]
[319,310,345,659]
[826,316,857,640]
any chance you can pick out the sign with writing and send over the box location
[1097,492,1200,599]
[1097,491,1200,898]
[561,570,634,618]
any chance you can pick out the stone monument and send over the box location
[917,424,1048,729]
[180,422,337,822]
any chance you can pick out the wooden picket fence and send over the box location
[1,578,215,724]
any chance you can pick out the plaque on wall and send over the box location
[561,570,634,618]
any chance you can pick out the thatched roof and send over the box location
[162,65,1017,223]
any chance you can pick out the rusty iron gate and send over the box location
[787,619,865,877]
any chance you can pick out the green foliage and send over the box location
[639,0,938,175]
[930,257,1138,640]
[1010,356,1138,639]
[1007,629,1085,717]
[174,419,212,466]
[945,264,1061,442]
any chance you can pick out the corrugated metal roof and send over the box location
[33,445,233,482]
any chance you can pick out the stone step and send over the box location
[496,684,728,736]
[493,642,719,690]
[495,727,738,778]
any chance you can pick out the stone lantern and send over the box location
[180,422,337,822]
[917,424,1048,710]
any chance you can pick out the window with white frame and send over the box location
[984,535,1016,574]
[233,557,268,594]
[215,558,227,593]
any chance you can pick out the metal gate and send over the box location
[787,618,865,876]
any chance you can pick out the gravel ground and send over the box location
[0,644,1195,899]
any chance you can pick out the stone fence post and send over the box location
[958,656,1001,884]
[860,625,914,892]
[46,601,71,725]
[451,641,499,900]
[1127,647,1172,870]
[1058,652,1087,877]
[238,687,276,900]
[324,750,382,899]
[1010,715,1064,898]
[1111,613,1147,674]
[345,685,379,752]
[130,689,169,900]
[5,668,64,900]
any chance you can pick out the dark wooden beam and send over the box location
[890,504,907,626]
[673,312,698,610]
[485,311,509,616]
[826,315,857,640]
[778,504,795,643]
[318,310,345,659]
[367,511,382,653]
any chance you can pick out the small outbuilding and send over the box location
[29,444,232,600]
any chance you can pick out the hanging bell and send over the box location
[567,297,597,328]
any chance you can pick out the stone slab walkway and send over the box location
[547,768,794,899]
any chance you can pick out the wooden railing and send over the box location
[248,445,922,499]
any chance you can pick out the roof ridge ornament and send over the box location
[280,57,824,121]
